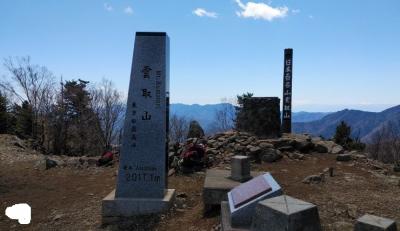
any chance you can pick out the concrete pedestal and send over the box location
[231,155,252,182]
[221,201,249,231]
[250,195,322,231]
[102,189,176,224]
[355,214,397,231]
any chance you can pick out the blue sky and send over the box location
[0,0,399,112]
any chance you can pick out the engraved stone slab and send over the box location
[231,175,271,209]
[115,32,170,199]
[355,214,397,231]
[101,32,175,223]
[227,173,283,228]
[231,155,252,182]
[251,195,322,231]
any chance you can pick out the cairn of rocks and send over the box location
[167,131,349,170]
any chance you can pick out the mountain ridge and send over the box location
[292,105,400,142]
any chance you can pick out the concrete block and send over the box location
[251,195,322,231]
[102,189,175,224]
[355,214,397,231]
[231,155,252,182]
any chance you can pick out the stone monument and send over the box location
[102,32,175,224]
[282,48,293,133]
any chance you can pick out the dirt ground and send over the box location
[1,137,400,230]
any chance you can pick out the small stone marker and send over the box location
[251,195,322,231]
[231,155,252,182]
[102,32,175,223]
[355,214,397,231]
[224,173,283,228]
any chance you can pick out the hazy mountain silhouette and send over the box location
[293,105,400,142]
[170,103,330,133]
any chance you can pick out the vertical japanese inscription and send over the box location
[115,32,169,199]
[282,48,293,133]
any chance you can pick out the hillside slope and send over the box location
[293,105,400,142]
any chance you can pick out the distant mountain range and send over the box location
[170,103,400,142]
[170,103,330,133]
[293,105,400,142]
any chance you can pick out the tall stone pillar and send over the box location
[282,48,293,133]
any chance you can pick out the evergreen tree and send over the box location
[14,101,34,138]
[235,92,253,130]
[333,121,352,147]
[0,92,9,133]
[186,120,205,139]
[59,79,102,156]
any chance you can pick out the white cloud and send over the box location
[104,3,113,12]
[193,8,218,18]
[235,0,288,21]
[124,6,133,15]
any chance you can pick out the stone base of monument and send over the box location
[101,189,176,225]
[251,195,322,231]
[355,214,397,231]
[221,201,249,231]
[203,169,263,207]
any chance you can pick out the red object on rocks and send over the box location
[102,151,114,160]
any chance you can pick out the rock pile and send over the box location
[204,131,344,165]
[168,131,349,169]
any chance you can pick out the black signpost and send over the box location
[282,48,293,133]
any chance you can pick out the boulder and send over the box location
[314,143,328,153]
[35,157,58,170]
[278,146,295,152]
[288,152,305,160]
[317,140,336,153]
[294,140,315,153]
[259,142,274,149]
[302,174,323,184]
[336,154,352,162]
[261,148,283,163]
[332,145,345,154]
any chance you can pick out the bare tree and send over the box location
[91,79,124,149]
[367,121,400,163]
[169,113,189,143]
[211,98,235,133]
[1,56,55,140]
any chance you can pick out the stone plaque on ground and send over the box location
[102,32,175,223]
[251,195,322,231]
[203,169,262,208]
[231,175,271,208]
[222,173,282,229]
